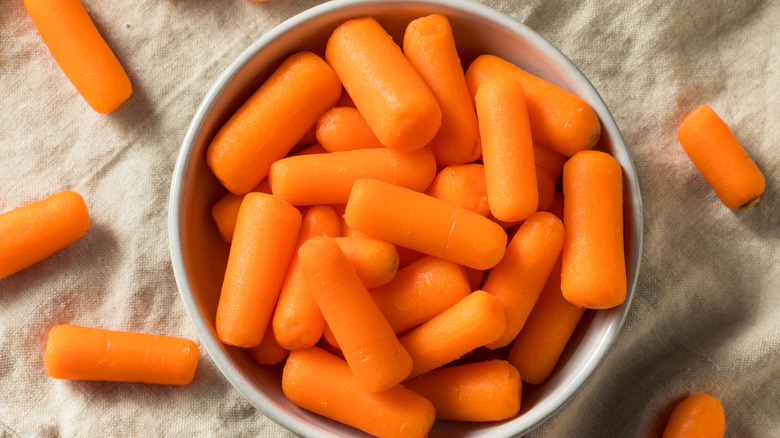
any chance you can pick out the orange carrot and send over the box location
[334,236,399,289]
[399,290,506,379]
[463,266,485,291]
[0,190,89,281]
[424,163,490,217]
[272,205,341,351]
[269,147,436,206]
[316,107,385,152]
[561,150,626,309]
[476,76,538,223]
[536,166,555,212]
[677,105,765,209]
[404,359,521,422]
[248,316,290,366]
[545,191,565,219]
[403,14,481,166]
[210,180,271,243]
[298,236,412,392]
[483,211,564,349]
[296,143,327,156]
[216,193,302,348]
[396,246,426,269]
[371,256,471,333]
[534,142,567,182]
[345,179,507,270]
[335,88,356,107]
[322,322,340,351]
[296,123,318,147]
[44,324,199,385]
[466,54,601,157]
[24,0,132,113]
[282,346,435,438]
[661,393,725,438]
[207,51,342,194]
[326,17,442,152]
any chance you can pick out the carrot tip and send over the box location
[740,195,760,210]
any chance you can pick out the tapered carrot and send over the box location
[269,147,436,206]
[216,193,302,348]
[425,164,490,217]
[207,51,342,194]
[677,105,765,209]
[345,179,507,270]
[536,166,555,212]
[282,346,435,438]
[466,54,601,157]
[272,205,341,351]
[316,107,385,152]
[334,237,399,289]
[326,17,442,152]
[661,393,725,438]
[534,143,567,182]
[371,256,471,333]
[561,150,626,309]
[400,290,506,379]
[44,324,198,385]
[403,14,481,166]
[24,0,132,113]
[210,180,271,243]
[483,211,564,349]
[404,359,521,422]
[0,190,89,281]
[476,76,538,223]
[248,316,290,366]
[298,236,412,392]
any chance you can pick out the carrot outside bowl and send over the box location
[168,0,643,436]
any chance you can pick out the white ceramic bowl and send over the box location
[169,1,643,436]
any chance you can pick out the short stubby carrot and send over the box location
[0,190,89,281]
[677,105,765,209]
[536,166,555,212]
[298,236,412,392]
[425,163,490,217]
[282,346,435,438]
[403,14,481,166]
[24,0,132,113]
[210,180,271,243]
[345,179,507,270]
[561,150,626,309]
[207,51,342,194]
[216,193,302,348]
[44,324,199,385]
[316,107,385,152]
[466,54,601,157]
[661,393,725,438]
[334,236,399,289]
[269,147,436,206]
[326,17,442,152]
[404,359,521,422]
[534,142,567,182]
[247,317,290,366]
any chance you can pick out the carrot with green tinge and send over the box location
[661,393,725,438]
[210,180,271,243]
[334,236,399,289]
[248,316,290,366]
[425,163,490,217]
[316,107,385,152]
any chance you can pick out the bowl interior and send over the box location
[169,1,642,437]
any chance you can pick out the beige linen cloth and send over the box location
[2,0,778,436]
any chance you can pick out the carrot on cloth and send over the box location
[400,290,506,379]
[534,143,567,182]
[536,166,555,212]
[371,255,471,333]
[476,76,538,223]
[316,107,385,152]
[466,54,601,157]
[483,211,564,349]
[210,180,271,243]
[248,316,290,366]
[282,346,435,438]
[661,393,725,438]
[0,190,89,281]
[404,359,521,422]
[216,193,302,348]
[269,147,436,206]
[334,236,399,289]
[207,51,342,194]
[272,205,341,351]
[561,150,626,309]
[345,179,507,270]
[326,17,441,152]
[677,104,765,209]
[425,163,490,217]
[403,14,481,166]
[24,0,132,113]
[44,324,198,385]
[298,236,412,392]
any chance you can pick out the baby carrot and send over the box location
[425,163,490,217]
[476,76,538,223]
[207,51,342,194]
[316,107,385,152]
[0,190,89,281]
[536,166,555,212]
[335,89,356,107]
[334,236,399,289]
[326,17,442,152]
[247,316,290,366]
[661,393,725,438]
[44,324,199,385]
[216,193,301,348]
[298,236,412,392]
[403,14,481,166]
[295,124,318,148]
[210,180,271,243]
[677,105,765,209]
[345,179,507,270]
[269,147,436,206]
[534,142,567,182]
[24,0,132,113]
[466,54,601,157]
[404,359,521,422]
[561,150,626,309]
[282,346,435,438]
[463,266,485,291]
